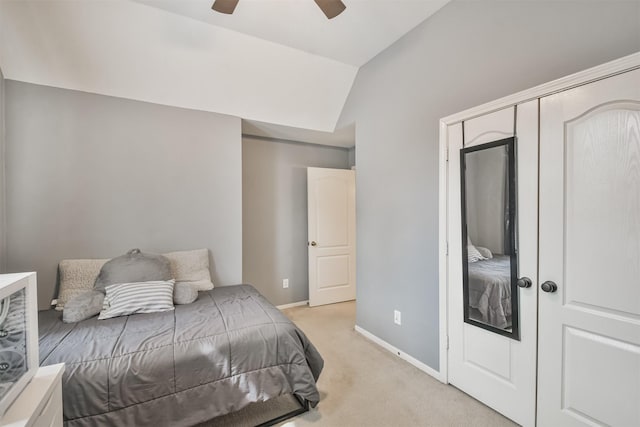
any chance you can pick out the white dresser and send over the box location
[1,364,64,427]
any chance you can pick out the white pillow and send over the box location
[163,249,214,291]
[476,246,493,259]
[56,258,109,310]
[467,236,487,263]
[98,280,175,320]
[467,245,487,263]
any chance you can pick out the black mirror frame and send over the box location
[460,136,520,340]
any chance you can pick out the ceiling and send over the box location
[243,120,356,148]
[134,0,450,67]
[0,0,449,146]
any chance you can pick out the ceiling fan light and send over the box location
[212,0,239,14]
[313,0,346,19]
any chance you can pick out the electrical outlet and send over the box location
[394,310,401,325]
[283,279,289,289]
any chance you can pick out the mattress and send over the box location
[38,284,323,426]
[467,255,512,329]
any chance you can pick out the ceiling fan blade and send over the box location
[212,0,239,14]
[313,0,346,19]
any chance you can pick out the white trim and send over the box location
[355,325,445,383]
[441,52,640,126]
[438,120,449,384]
[276,300,308,310]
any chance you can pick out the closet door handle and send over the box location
[541,281,558,293]
[517,277,532,288]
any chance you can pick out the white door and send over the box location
[448,101,538,426]
[538,68,640,426]
[307,167,356,307]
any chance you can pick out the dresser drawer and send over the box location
[1,365,65,427]
[32,383,62,427]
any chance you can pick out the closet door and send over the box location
[538,68,640,426]
[447,101,538,427]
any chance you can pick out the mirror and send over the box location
[460,137,519,340]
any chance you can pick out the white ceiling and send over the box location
[243,119,356,148]
[0,0,449,145]
[135,0,450,67]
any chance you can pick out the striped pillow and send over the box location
[98,280,175,320]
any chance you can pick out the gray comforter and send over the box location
[468,255,512,328]
[38,285,323,426]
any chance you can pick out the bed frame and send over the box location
[257,396,310,427]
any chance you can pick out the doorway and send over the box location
[307,167,356,307]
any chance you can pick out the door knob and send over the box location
[541,281,557,293]
[310,241,317,247]
[517,277,532,288]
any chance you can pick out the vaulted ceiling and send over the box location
[0,0,449,145]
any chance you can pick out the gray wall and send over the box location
[5,81,242,309]
[242,136,350,306]
[338,0,640,370]
[466,146,507,255]
[0,68,5,273]
[348,146,356,168]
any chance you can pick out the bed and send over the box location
[38,284,323,426]
[467,255,512,329]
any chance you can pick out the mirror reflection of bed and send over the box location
[467,240,512,331]
[463,142,514,333]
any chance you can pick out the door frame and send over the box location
[438,52,640,385]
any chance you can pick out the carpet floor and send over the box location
[205,301,517,427]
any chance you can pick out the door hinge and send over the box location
[446,335,449,350]
[445,241,449,256]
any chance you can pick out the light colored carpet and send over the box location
[205,301,517,427]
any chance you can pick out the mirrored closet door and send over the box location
[447,102,539,427]
[444,57,640,427]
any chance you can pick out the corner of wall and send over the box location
[0,68,6,273]
[241,136,352,306]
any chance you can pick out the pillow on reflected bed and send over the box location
[467,236,488,263]
[467,244,487,263]
[98,280,175,320]
[476,246,493,259]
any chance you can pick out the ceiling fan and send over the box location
[211,0,346,19]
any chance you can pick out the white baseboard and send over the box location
[276,300,309,310]
[355,325,445,383]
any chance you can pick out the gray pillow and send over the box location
[94,249,172,293]
[62,290,105,323]
[173,282,198,305]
